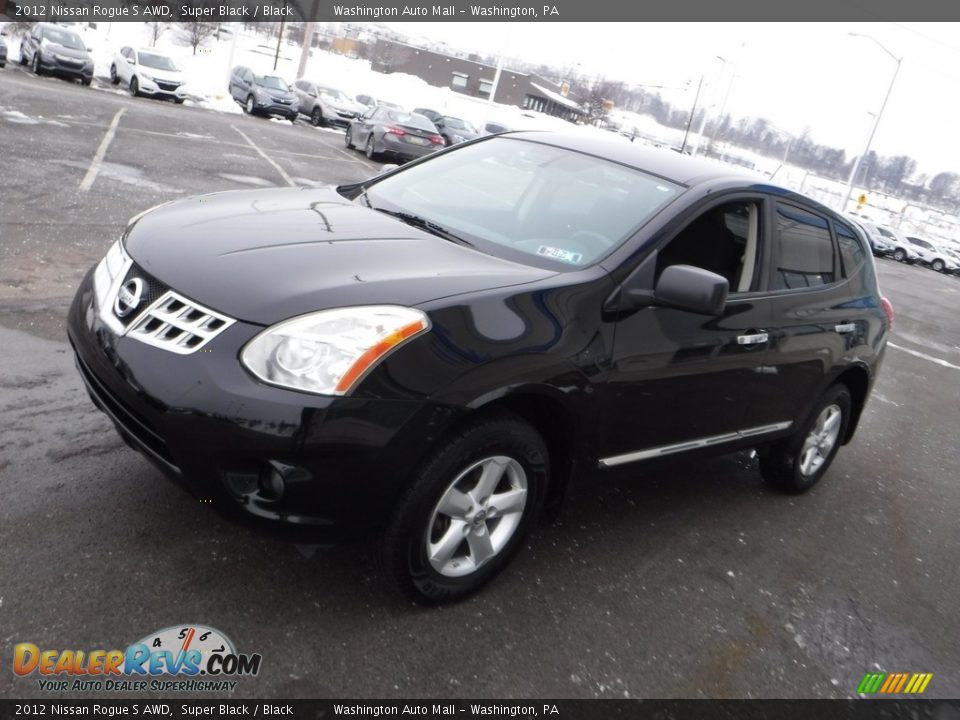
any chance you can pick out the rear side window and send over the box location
[772,203,835,290]
[836,221,866,276]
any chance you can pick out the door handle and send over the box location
[834,323,856,334]
[737,331,769,345]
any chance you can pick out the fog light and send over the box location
[259,465,286,500]
[224,470,259,497]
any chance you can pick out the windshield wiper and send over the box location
[372,207,474,247]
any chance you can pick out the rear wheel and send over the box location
[379,413,549,603]
[344,127,355,148]
[759,384,851,494]
[365,134,377,160]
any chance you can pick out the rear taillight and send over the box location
[385,126,406,136]
[881,296,894,330]
[429,134,445,145]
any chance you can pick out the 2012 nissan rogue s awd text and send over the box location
[68,132,892,602]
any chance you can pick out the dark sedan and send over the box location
[19,24,93,85]
[68,133,890,603]
[345,107,445,161]
[434,115,480,145]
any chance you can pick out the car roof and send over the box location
[505,131,757,187]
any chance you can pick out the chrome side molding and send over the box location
[597,421,793,469]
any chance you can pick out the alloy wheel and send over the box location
[798,404,842,477]
[425,456,528,578]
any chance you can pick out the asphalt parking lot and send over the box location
[2,68,960,700]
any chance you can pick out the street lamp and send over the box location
[690,55,726,158]
[838,33,902,214]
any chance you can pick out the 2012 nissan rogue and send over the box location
[68,132,892,602]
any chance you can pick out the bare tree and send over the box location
[146,22,171,47]
[183,21,218,55]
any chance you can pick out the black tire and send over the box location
[81,76,92,87]
[365,134,377,160]
[20,48,27,65]
[110,64,119,85]
[893,248,906,262]
[932,259,945,272]
[344,127,355,149]
[130,76,139,97]
[759,384,851,494]
[311,107,324,127]
[379,412,549,603]
[31,52,41,75]
[174,98,185,105]
[244,94,255,115]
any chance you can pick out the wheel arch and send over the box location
[831,363,872,444]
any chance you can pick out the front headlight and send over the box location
[241,306,430,396]
[92,239,133,332]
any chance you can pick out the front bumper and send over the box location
[256,98,299,118]
[68,269,459,540]
[137,78,187,100]
[39,53,92,81]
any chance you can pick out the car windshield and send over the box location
[138,51,178,71]
[44,27,85,50]
[318,87,348,102]
[386,111,436,131]
[364,137,683,270]
[442,117,476,133]
[255,75,289,91]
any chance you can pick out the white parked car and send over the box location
[859,221,919,264]
[905,236,960,274]
[110,46,186,103]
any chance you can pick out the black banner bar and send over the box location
[3,0,960,22]
[2,700,960,720]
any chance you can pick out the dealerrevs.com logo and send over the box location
[13,625,262,693]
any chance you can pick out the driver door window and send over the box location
[656,200,762,294]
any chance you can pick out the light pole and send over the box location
[838,33,902,214]
[690,55,726,158]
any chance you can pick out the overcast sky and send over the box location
[380,22,960,178]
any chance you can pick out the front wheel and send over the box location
[31,52,41,75]
[110,64,119,85]
[344,127,355,148]
[244,95,255,115]
[130,76,139,97]
[759,384,851,494]
[311,107,324,127]
[932,259,945,272]
[81,76,92,87]
[379,413,549,603]
[893,248,906,262]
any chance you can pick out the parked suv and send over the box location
[111,47,187,103]
[229,66,299,121]
[863,222,919,263]
[293,80,362,127]
[68,133,891,603]
[904,236,960,273]
[19,23,93,85]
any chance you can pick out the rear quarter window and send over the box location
[835,221,866,276]
[772,203,836,290]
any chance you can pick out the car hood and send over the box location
[123,187,555,326]
[50,44,90,60]
[258,86,296,101]
[140,66,182,83]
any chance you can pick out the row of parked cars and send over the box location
[225,64,506,162]
[850,215,960,275]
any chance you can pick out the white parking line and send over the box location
[888,342,960,371]
[78,108,125,192]
[232,125,295,187]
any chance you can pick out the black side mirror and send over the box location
[648,264,728,315]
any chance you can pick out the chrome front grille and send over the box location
[126,291,235,354]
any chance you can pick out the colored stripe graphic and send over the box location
[857,672,932,694]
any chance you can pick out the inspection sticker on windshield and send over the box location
[537,245,583,264]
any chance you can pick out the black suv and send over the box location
[68,133,891,603]
[19,23,93,85]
